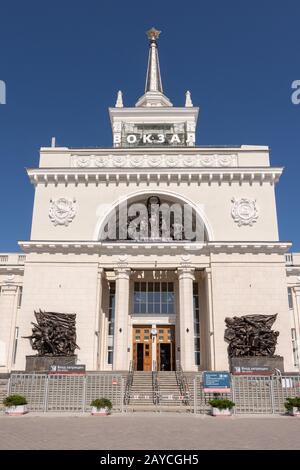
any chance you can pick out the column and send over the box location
[205,268,216,371]
[94,268,103,370]
[292,286,300,369]
[0,284,18,372]
[178,266,195,371]
[113,267,131,370]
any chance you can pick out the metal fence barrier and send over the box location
[193,374,300,414]
[8,373,124,413]
[7,372,300,414]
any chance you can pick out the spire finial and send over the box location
[185,90,193,107]
[115,90,123,108]
[145,27,163,93]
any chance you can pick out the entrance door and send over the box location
[133,326,152,371]
[156,326,175,371]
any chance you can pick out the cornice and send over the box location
[40,145,269,155]
[18,240,291,255]
[26,167,283,187]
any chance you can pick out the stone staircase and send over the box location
[127,371,154,409]
[125,370,193,411]
[157,371,184,406]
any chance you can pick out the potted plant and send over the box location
[90,398,112,416]
[3,395,28,415]
[284,397,300,416]
[208,398,235,416]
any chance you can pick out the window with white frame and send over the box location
[17,286,23,308]
[133,282,174,314]
[107,282,115,364]
[288,287,293,309]
[291,328,299,367]
[193,282,200,366]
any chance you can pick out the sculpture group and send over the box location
[25,310,79,356]
[224,314,279,357]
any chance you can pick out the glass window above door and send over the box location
[134,282,174,314]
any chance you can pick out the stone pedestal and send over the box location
[230,356,284,374]
[25,355,77,372]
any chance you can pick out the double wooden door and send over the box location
[133,326,152,371]
[132,325,175,371]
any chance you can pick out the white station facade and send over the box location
[1,29,300,374]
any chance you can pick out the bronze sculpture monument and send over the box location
[25,310,79,356]
[224,314,279,357]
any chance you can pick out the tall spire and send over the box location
[135,28,172,107]
[145,27,163,93]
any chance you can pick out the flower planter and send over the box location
[5,405,28,416]
[91,406,110,416]
[211,407,232,417]
[289,407,300,417]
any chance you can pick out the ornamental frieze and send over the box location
[71,153,238,168]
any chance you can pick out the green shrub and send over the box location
[3,395,27,407]
[90,398,112,410]
[208,398,235,410]
[284,396,300,412]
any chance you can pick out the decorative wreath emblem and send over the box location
[183,156,195,166]
[76,156,90,167]
[130,155,144,167]
[200,155,214,166]
[112,155,126,167]
[217,155,234,167]
[148,156,161,167]
[49,198,76,226]
[165,156,178,167]
[94,156,106,167]
[231,198,258,226]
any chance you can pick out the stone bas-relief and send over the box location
[224,314,279,357]
[231,197,258,226]
[49,197,76,226]
[24,310,79,356]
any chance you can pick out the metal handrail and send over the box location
[152,360,159,405]
[175,360,191,406]
[123,360,134,405]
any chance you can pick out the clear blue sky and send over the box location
[0,0,299,251]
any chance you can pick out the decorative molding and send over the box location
[28,168,282,187]
[71,153,238,168]
[49,198,76,226]
[18,240,291,256]
[231,197,259,226]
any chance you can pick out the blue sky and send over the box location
[0,0,299,251]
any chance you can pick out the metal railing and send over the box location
[175,360,191,406]
[123,360,134,405]
[193,373,300,415]
[152,361,159,405]
[8,372,124,413]
[6,371,300,415]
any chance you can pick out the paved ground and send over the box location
[0,413,299,450]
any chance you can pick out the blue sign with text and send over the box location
[203,371,231,393]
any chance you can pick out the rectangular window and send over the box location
[12,327,19,364]
[133,282,174,314]
[107,282,115,364]
[193,282,200,366]
[107,346,113,365]
[17,286,23,308]
[288,288,293,309]
[291,328,299,367]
